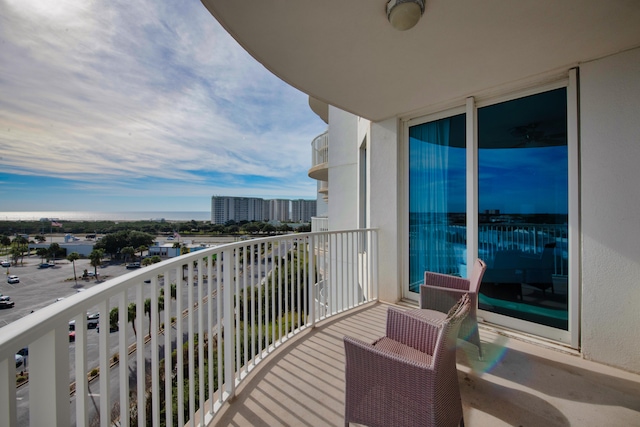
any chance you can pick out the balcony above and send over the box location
[308,131,328,181]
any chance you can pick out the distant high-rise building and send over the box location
[267,199,291,222]
[211,196,314,224]
[291,199,317,222]
[211,196,268,224]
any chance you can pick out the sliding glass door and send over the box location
[478,88,569,330]
[407,83,575,341]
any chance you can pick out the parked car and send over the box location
[15,354,24,368]
[87,313,99,329]
[38,263,51,269]
[7,275,19,284]
[17,347,28,357]
[126,262,141,269]
[1,260,10,268]
[0,295,14,309]
[70,314,99,330]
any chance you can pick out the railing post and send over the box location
[308,234,316,326]
[223,249,235,397]
[29,326,69,426]
[0,357,17,426]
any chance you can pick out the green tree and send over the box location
[36,247,49,263]
[277,223,292,234]
[48,242,62,263]
[261,223,276,235]
[129,231,155,251]
[67,252,81,287]
[34,234,46,243]
[0,235,10,255]
[94,231,129,258]
[241,222,260,235]
[297,223,311,232]
[121,246,135,264]
[88,249,105,277]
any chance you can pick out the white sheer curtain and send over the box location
[409,119,457,291]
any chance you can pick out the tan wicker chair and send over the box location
[415,258,486,359]
[343,294,470,427]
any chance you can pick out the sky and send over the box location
[0,0,327,213]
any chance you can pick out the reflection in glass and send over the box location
[409,114,466,293]
[478,88,569,330]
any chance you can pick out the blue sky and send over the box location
[0,0,327,212]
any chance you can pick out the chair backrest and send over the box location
[434,294,471,368]
[468,258,487,294]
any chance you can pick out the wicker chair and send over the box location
[414,258,486,359]
[343,294,470,427]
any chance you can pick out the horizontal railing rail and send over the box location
[0,229,378,427]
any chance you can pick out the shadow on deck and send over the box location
[211,302,640,426]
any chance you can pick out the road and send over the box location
[4,236,272,425]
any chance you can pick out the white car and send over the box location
[7,275,19,284]
[1,260,10,268]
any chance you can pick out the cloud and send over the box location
[0,0,326,208]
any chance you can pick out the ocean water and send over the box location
[0,211,211,222]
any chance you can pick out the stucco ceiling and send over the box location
[201,1,640,121]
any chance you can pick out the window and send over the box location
[408,114,466,292]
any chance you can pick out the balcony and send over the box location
[2,229,640,426]
[308,131,328,182]
[0,229,378,426]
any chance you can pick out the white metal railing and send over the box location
[0,229,378,426]
[311,131,328,168]
[311,217,329,232]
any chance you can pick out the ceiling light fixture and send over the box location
[386,0,425,31]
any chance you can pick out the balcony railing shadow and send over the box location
[212,302,640,427]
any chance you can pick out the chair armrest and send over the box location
[420,285,471,313]
[343,335,435,380]
[424,271,470,291]
[385,307,441,355]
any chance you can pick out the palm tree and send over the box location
[89,249,105,278]
[67,252,80,287]
[144,298,152,337]
[12,236,28,265]
[136,245,148,259]
[109,307,119,332]
[128,302,137,338]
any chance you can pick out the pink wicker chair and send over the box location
[343,294,470,427]
[414,258,486,359]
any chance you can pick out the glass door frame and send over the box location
[401,70,580,347]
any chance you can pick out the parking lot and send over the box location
[0,256,132,327]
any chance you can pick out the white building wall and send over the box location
[580,46,640,373]
[327,107,358,230]
[369,118,401,303]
